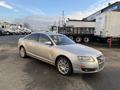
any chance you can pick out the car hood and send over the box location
[57,44,102,57]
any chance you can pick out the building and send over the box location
[83,1,120,21]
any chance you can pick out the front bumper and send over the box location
[73,55,105,73]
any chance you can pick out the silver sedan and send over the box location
[18,32,105,75]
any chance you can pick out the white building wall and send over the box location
[95,11,120,37]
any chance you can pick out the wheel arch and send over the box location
[19,45,25,50]
[55,55,73,67]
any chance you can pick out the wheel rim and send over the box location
[84,37,89,43]
[6,32,9,35]
[58,59,69,74]
[76,37,82,43]
[20,48,25,57]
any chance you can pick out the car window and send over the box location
[50,35,75,45]
[39,34,51,44]
[25,34,39,42]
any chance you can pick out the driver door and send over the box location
[36,34,54,62]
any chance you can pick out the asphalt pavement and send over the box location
[0,35,120,90]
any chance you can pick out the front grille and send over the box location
[81,68,97,72]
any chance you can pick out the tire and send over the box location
[75,36,82,43]
[0,32,2,36]
[6,32,10,35]
[83,37,90,43]
[19,47,27,58]
[56,57,73,75]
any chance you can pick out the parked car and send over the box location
[0,28,7,35]
[18,32,105,75]
[23,28,32,34]
[4,28,17,35]
[10,29,18,35]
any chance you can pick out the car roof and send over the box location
[32,32,62,36]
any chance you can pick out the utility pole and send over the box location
[62,10,65,26]
[58,16,61,27]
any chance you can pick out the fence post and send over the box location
[107,37,112,48]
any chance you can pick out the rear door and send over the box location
[24,33,40,54]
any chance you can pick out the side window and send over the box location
[25,34,39,42]
[39,34,51,44]
[50,35,59,44]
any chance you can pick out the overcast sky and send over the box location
[0,0,119,21]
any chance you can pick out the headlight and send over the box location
[78,56,95,62]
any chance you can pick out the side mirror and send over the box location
[44,41,52,46]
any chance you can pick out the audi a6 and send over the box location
[18,32,105,75]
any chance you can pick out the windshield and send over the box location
[50,35,75,45]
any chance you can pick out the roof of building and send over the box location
[101,1,120,12]
[84,1,120,20]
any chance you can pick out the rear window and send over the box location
[25,34,39,42]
